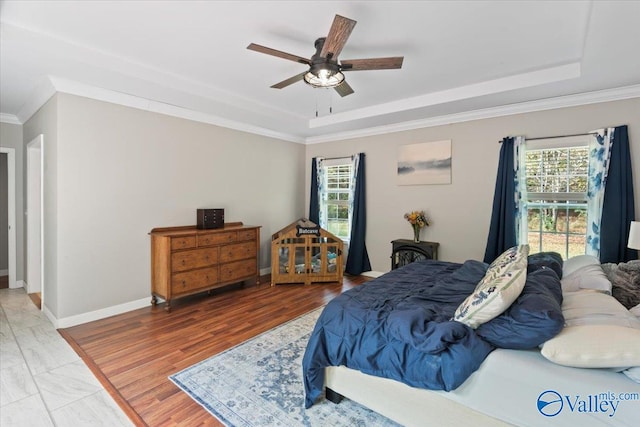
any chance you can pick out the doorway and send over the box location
[0,147,16,289]
[27,135,44,308]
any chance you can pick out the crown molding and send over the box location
[15,77,57,124]
[304,84,640,144]
[47,76,305,144]
[309,63,582,129]
[14,75,304,144]
[9,74,640,146]
[0,113,21,125]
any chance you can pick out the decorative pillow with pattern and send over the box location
[454,245,529,329]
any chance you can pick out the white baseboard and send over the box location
[53,297,151,329]
[44,267,296,329]
[8,278,24,289]
[50,270,274,328]
[42,304,57,327]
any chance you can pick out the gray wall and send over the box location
[306,98,640,272]
[33,93,305,319]
[0,122,25,280]
[23,96,58,316]
[16,93,640,322]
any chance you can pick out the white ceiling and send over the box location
[1,1,640,143]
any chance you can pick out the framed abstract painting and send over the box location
[397,140,452,185]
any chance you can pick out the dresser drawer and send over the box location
[171,236,196,250]
[197,232,237,247]
[220,259,257,282]
[237,228,257,242]
[171,248,218,272]
[219,242,257,263]
[171,267,219,295]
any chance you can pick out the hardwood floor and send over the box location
[29,291,42,309]
[60,275,370,427]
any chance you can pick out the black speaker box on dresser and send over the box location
[197,208,224,229]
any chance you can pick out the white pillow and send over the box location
[541,290,640,368]
[541,325,640,368]
[631,304,640,318]
[560,263,612,294]
[562,291,640,329]
[563,254,600,276]
[454,245,529,329]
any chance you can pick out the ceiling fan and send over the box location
[247,14,404,97]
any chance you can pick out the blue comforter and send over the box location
[302,259,494,408]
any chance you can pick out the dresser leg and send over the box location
[151,295,158,306]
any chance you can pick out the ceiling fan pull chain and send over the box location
[315,92,319,117]
[330,90,333,114]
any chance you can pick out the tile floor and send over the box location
[0,288,133,427]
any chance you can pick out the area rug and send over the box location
[169,307,398,426]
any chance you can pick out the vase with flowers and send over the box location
[404,210,430,243]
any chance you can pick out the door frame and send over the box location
[27,135,44,304]
[0,147,17,288]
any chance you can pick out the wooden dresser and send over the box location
[150,222,261,312]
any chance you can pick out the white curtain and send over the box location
[315,157,326,228]
[585,128,614,257]
[514,136,528,245]
[346,153,359,238]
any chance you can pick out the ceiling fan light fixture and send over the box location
[303,68,344,88]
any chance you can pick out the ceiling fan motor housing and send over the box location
[304,37,343,87]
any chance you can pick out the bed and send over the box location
[302,248,640,426]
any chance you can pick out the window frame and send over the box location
[320,159,353,241]
[520,135,591,259]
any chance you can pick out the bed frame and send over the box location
[324,366,510,427]
[323,347,640,427]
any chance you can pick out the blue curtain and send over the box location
[483,137,517,263]
[309,158,320,224]
[600,125,637,262]
[345,153,371,274]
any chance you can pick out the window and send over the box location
[521,138,590,259]
[321,162,353,240]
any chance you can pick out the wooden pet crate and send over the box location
[271,218,344,286]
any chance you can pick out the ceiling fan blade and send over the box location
[247,43,311,65]
[334,81,354,97]
[320,15,357,60]
[271,72,307,89]
[341,57,404,71]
